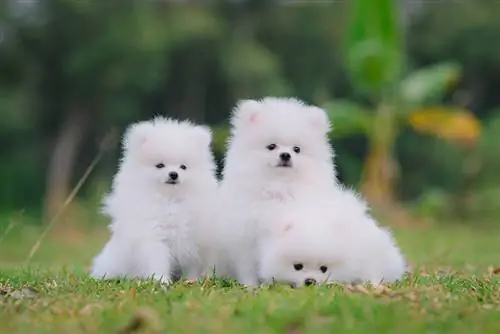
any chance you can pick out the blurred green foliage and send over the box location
[1,0,500,225]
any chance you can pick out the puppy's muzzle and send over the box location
[165,171,179,184]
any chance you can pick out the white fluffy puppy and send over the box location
[210,97,338,286]
[90,117,218,284]
[259,189,407,287]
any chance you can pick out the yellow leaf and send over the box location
[408,107,481,145]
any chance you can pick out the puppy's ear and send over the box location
[308,106,331,135]
[123,121,155,152]
[231,99,261,128]
[192,125,212,148]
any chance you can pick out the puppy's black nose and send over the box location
[304,278,316,286]
[279,152,291,161]
[168,171,178,180]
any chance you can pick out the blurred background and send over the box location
[1,0,500,267]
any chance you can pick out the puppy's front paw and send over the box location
[368,278,383,288]
[244,284,259,292]
[241,280,261,292]
[237,275,259,287]
[157,275,172,285]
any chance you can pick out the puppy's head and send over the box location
[225,97,335,183]
[121,116,216,191]
[259,214,339,288]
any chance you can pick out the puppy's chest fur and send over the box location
[153,199,198,257]
[260,185,296,202]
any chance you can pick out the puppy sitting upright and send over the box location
[90,117,218,284]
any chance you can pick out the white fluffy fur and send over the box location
[90,116,218,284]
[259,188,407,287]
[208,97,339,286]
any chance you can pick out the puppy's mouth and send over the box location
[276,161,293,168]
[165,179,178,185]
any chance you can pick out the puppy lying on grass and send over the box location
[259,189,407,287]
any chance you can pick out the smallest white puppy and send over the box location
[259,188,407,287]
[90,116,218,284]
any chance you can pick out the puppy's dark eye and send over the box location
[155,163,165,169]
[293,146,301,154]
[320,266,328,273]
[293,263,303,271]
[179,164,187,170]
[266,144,277,151]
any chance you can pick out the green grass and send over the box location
[1,223,500,333]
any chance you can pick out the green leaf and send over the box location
[344,0,404,95]
[400,62,462,108]
[324,100,374,138]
